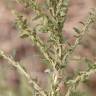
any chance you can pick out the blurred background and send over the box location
[0,0,96,96]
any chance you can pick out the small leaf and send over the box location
[0,55,3,59]
[0,51,4,59]
[84,58,94,69]
[79,21,85,25]
[20,31,29,38]
[74,27,80,34]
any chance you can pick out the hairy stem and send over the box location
[0,50,47,96]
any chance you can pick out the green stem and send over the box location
[0,50,47,96]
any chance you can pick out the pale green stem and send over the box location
[0,50,47,96]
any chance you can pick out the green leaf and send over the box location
[79,21,85,25]
[74,27,81,34]
[20,31,29,38]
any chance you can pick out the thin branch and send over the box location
[62,8,96,66]
[65,62,96,96]
[0,50,47,96]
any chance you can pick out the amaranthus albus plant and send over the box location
[0,0,96,96]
